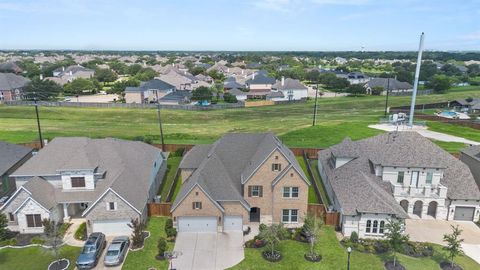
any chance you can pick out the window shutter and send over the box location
[259,186,263,197]
[34,214,42,227]
[199,202,202,209]
[26,215,34,227]
[248,186,252,197]
[192,202,195,209]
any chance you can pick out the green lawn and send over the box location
[158,156,182,202]
[295,156,319,204]
[309,159,331,206]
[0,245,81,270]
[0,86,479,151]
[229,226,480,270]
[427,121,480,143]
[171,174,183,202]
[123,217,173,270]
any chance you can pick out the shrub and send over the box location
[74,222,87,241]
[172,148,185,157]
[165,219,173,231]
[166,227,177,238]
[223,92,238,103]
[259,223,267,232]
[350,231,359,243]
[157,237,168,258]
[31,236,45,245]
[0,238,17,246]
[129,218,146,249]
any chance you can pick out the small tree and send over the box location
[191,86,213,102]
[259,224,283,256]
[443,225,464,268]
[345,84,366,96]
[157,237,168,259]
[0,213,9,241]
[384,219,409,267]
[371,86,384,96]
[303,213,323,257]
[128,218,145,248]
[42,219,62,265]
[349,231,359,244]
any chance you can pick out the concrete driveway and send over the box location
[171,231,244,270]
[74,236,128,270]
[406,219,480,263]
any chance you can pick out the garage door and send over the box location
[92,219,132,235]
[454,207,475,221]
[178,216,217,232]
[224,216,243,231]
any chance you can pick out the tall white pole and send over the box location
[408,32,425,126]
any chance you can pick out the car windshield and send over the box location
[82,245,96,253]
[107,250,119,256]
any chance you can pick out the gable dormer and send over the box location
[59,168,97,190]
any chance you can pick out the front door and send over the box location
[250,207,260,222]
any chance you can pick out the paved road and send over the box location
[74,236,127,270]
[172,231,244,270]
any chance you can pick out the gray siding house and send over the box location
[0,142,33,198]
[0,137,166,235]
[460,145,480,190]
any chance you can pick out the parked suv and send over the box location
[76,232,106,269]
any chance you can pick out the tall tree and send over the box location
[24,78,62,100]
[42,219,62,266]
[302,213,323,257]
[384,219,409,267]
[443,225,464,268]
[345,84,365,96]
[0,213,8,241]
[191,86,213,101]
[64,78,97,95]
[427,74,451,93]
[95,68,117,85]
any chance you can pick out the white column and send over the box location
[63,203,70,222]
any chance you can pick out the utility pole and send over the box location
[155,91,166,152]
[33,92,44,148]
[408,32,425,126]
[312,83,319,126]
[384,77,391,116]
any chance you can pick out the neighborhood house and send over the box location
[0,137,166,235]
[171,133,310,232]
[318,132,480,238]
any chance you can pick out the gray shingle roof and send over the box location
[0,141,32,176]
[125,79,175,93]
[0,73,30,90]
[23,177,57,210]
[172,133,308,210]
[0,62,22,73]
[319,132,480,216]
[461,145,480,161]
[272,78,307,90]
[12,137,165,211]
[366,78,412,90]
[245,73,276,85]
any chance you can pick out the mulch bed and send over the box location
[48,259,69,270]
[262,251,282,262]
[131,231,150,250]
[384,261,406,270]
[440,262,463,270]
[15,233,43,246]
[304,253,322,262]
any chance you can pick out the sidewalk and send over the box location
[369,124,480,145]
[63,218,86,247]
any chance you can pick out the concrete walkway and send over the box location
[63,218,86,247]
[406,219,480,264]
[172,231,244,270]
[369,124,480,145]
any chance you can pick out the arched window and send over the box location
[372,220,378,233]
[379,221,385,234]
[366,220,372,233]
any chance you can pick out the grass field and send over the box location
[158,156,182,202]
[0,87,479,152]
[295,156,319,204]
[0,245,81,270]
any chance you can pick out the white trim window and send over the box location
[272,163,282,172]
[282,209,298,223]
[107,202,117,211]
[426,172,433,185]
[282,187,299,198]
[192,201,202,210]
[365,219,386,235]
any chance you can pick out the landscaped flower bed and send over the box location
[440,261,463,270]
[341,238,433,257]
[304,252,322,262]
[384,261,406,270]
[262,250,282,262]
[245,237,266,248]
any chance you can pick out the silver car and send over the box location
[104,236,130,267]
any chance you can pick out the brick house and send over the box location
[171,133,310,232]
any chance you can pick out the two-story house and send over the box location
[0,137,166,235]
[270,77,308,101]
[318,132,480,239]
[171,133,310,232]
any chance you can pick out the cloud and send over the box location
[461,30,480,40]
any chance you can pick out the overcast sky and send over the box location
[1,0,479,51]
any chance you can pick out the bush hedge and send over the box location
[74,222,87,241]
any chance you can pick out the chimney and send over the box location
[241,69,244,75]
[62,66,65,71]
[252,73,255,80]
[227,68,230,73]
[281,76,285,86]
[69,71,73,76]
[39,74,43,80]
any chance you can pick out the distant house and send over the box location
[338,72,369,84]
[125,79,176,104]
[45,65,94,86]
[0,62,23,74]
[334,57,347,65]
[0,137,166,235]
[450,98,480,113]
[223,77,245,90]
[460,145,480,190]
[0,73,30,101]
[0,142,32,198]
[159,70,210,90]
[158,90,191,105]
[364,78,412,95]
[245,72,276,99]
[271,77,308,101]
[227,88,247,101]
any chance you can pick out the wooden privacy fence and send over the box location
[148,203,172,216]
[307,203,340,227]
